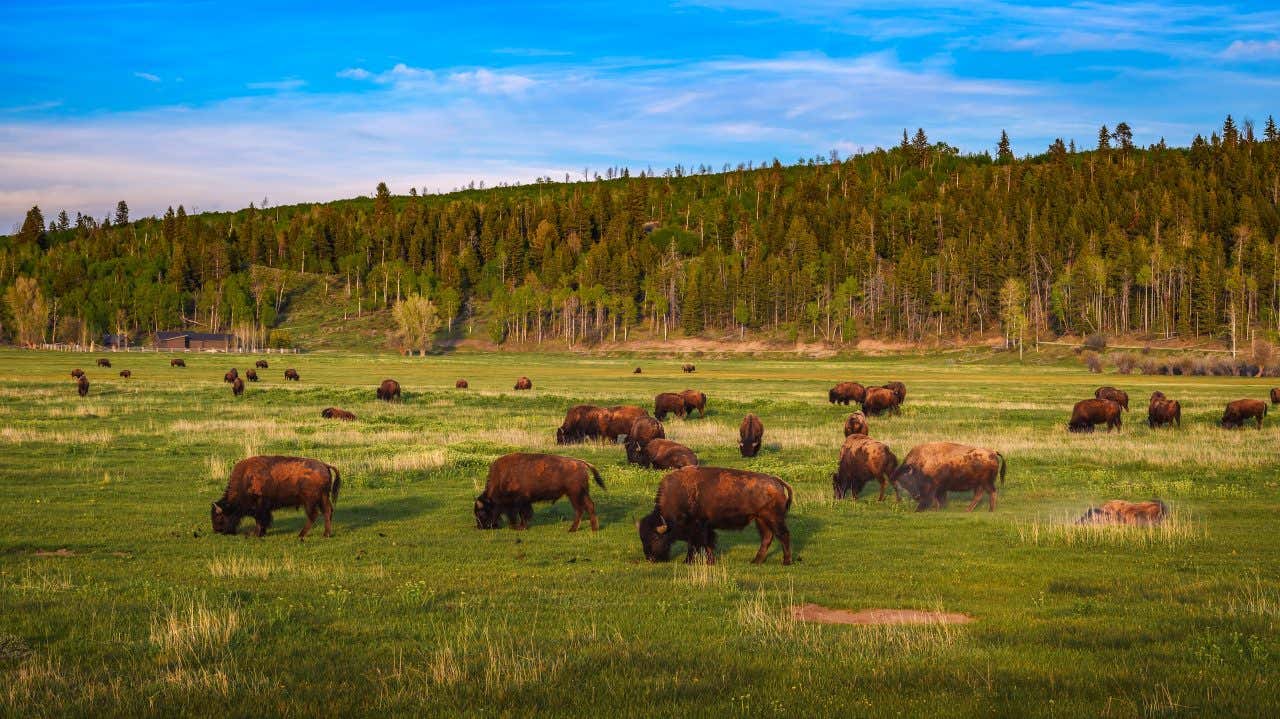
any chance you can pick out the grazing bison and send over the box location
[1150,390,1166,402]
[119,369,131,378]
[321,407,356,421]
[211,456,340,538]
[245,368,259,382]
[514,376,532,391]
[739,413,763,458]
[556,405,607,444]
[882,381,907,404]
[833,435,899,501]
[638,438,699,470]
[1221,399,1267,429]
[377,379,402,402]
[892,442,1006,512]
[231,376,245,397]
[624,416,666,464]
[1094,386,1129,411]
[680,389,708,418]
[1077,499,1168,526]
[602,405,649,442]
[77,375,89,397]
[1271,387,1280,405]
[654,392,686,420]
[1147,395,1181,429]
[633,367,642,374]
[474,453,603,532]
[1068,398,1123,433]
[170,358,186,367]
[224,368,239,383]
[284,368,300,381]
[681,364,696,373]
[255,360,269,369]
[456,379,469,389]
[861,386,901,416]
[70,368,85,378]
[843,411,869,437]
[828,381,866,406]
[637,466,793,565]
[97,358,111,368]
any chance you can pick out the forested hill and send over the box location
[3,117,1279,350]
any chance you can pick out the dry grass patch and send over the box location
[1014,509,1206,549]
[149,597,245,663]
[670,559,735,590]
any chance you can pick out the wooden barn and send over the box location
[153,331,240,351]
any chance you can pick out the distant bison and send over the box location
[119,369,131,378]
[602,405,649,442]
[1147,395,1181,429]
[861,386,901,416]
[1221,399,1267,429]
[1068,398,1123,433]
[637,438,699,470]
[321,407,356,421]
[1271,387,1280,404]
[211,456,340,538]
[739,413,763,458]
[654,392,686,420]
[377,379,401,401]
[892,442,1006,512]
[828,381,866,405]
[843,411,869,437]
[638,466,793,565]
[224,368,238,383]
[624,416,666,464]
[245,368,259,382]
[556,405,606,444]
[170,358,186,367]
[514,376,532,391]
[882,381,907,404]
[97,358,111,368]
[474,453,603,532]
[284,368,300,381]
[70,368,84,378]
[77,375,89,397]
[833,435,899,501]
[1077,499,1168,526]
[255,360,269,369]
[633,367,642,374]
[456,379,469,389]
[680,389,707,418]
[1094,386,1129,411]
[681,364,696,373]
[231,377,245,397]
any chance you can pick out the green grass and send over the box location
[1,349,1278,717]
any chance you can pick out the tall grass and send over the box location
[1014,509,1206,549]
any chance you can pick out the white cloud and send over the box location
[1222,38,1280,59]
[337,67,371,80]
[247,78,307,91]
[337,63,535,95]
[134,72,161,83]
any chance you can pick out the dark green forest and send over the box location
[3,116,1279,349]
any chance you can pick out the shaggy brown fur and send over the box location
[892,442,1006,512]
[474,453,603,531]
[212,456,340,538]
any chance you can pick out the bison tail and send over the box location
[585,461,605,489]
[779,478,794,512]
[997,452,1007,485]
[327,465,342,504]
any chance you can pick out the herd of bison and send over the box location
[63,359,1276,565]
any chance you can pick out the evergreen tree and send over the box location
[114,200,129,226]
[997,130,1013,162]
[1264,115,1278,143]
[1112,122,1134,150]
[1222,115,1239,146]
[1096,125,1111,151]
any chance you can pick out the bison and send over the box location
[474,453,603,532]
[624,416,666,464]
[679,389,707,418]
[77,375,89,397]
[245,368,259,382]
[843,411,869,437]
[1271,387,1280,405]
[1222,399,1267,429]
[119,369,132,378]
[321,407,356,421]
[1094,386,1129,411]
[833,435,899,501]
[456,379,469,389]
[637,466,793,565]
[633,367,642,374]
[224,368,239,383]
[681,364,696,373]
[170,358,186,367]
[255,360,269,369]
[211,456,340,538]
[377,379,402,402]
[654,392,686,420]
[861,386,901,416]
[70,368,84,378]
[556,405,606,444]
[828,381,866,405]
[1068,398,1123,433]
[882,381,907,404]
[1147,396,1181,429]
[638,438,699,470]
[1077,499,1168,526]
[602,405,649,442]
[514,376,532,391]
[739,413,764,458]
[284,368,300,381]
[892,442,1006,512]
[1150,390,1166,402]
[231,376,245,397]
[97,358,111,368]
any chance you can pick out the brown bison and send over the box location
[633,367,642,374]
[861,386,901,416]
[624,416,666,464]
[224,368,239,383]
[377,379,401,401]
[255,360,269,369]
[882,381,907,404]
[638,466,793,565]
[679,389,707,418]
[638,438,699,470]
[1094,386,1129,411]
[602,405,649,442]
[739,413,764,458]
[119,369,131,378]
[456,379,469,389]
[211,456,341,538]
[1068,398,1123,433]
[321,407,356,421]
[828,381,866,405]
[284,368,300,381]
[245,368,259,382]
[1150,390,1166,402]
[77,375,89,397]
[843,411,869,437]
[681,364,696,373]
[1222,399,1267,429]
[170,358,186,367]
[97,358,111,368]
[70,368,84,378]
[474,453,603,531]
[654,392,686,420]
[231,377,245,397]
[1147,395,1181,429]
[1271,387,1280,404]
[1077,500,1168,526]
[833,435,899,501]
[892,442,1006,512]
[556,405,607,444]
[514,376,532,390]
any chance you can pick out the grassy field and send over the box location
[1,349,1278,717]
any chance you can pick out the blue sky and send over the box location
[2,1,1278,229]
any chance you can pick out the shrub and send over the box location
[1112,352,1137,374]
[1081,350,1103,373]
[1084,333,1108,351]
[1139,357,1160,375]
[267,330,293,349]
[1251,339,1274,368]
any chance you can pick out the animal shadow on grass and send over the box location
[274,495,436,533]
[679,514,821,564]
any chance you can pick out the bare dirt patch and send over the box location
[33,548,76,557]
[792,603,974,625]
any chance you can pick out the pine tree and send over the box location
[1222,115,1239,146]
[1264,115,1278,143]
[1096,125,1111,151]
[912,128,930,167]
[997,130,1013,162]
[1112,122,1134,150]
[114,200,129,226]
[1049,138,1067,163]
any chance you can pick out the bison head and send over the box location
[637,510,674,562]
[890,467,934,509]
[474,495,501,529]
[555,426,569,445]
[210,501,243,535]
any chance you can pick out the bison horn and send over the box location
[655,524,668,534]
[475,500,484,509]
[212,502,222,514]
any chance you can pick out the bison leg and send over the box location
[876,477,887,502]
[777,521,792,565]
[988,485,997,512]
[965,488,985,512]
[253,511,272,537]
[751,518,775,564]
[321,493,334,537]
[299,503,319,538]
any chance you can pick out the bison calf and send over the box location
[843,411,869,437]
[1068,398,1123,432]
[211,456,341,538]
[1094,386,1129,411]
[1221,399,1267,429]
[739,413,764,458]
[1077,500,1168,526]
[828,381,866,405]
[638,466,793,565]
[284,368,300,381]
[474,453,603,531]
[892,442,1005,512]
[638,438,699,470]
[833,435,899,501]
[377,379,401,401]
[321,407,356,421]
[654,392,686,420]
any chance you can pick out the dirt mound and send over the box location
[792,603,973,625]
[33,548,76,557]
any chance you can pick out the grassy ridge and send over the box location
[1,350,1278,716]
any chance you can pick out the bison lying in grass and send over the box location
[475,453,603,531]
[1077,500,1168,526]
[1068,398,1123,432]
[1221,399,1267,429]
[739,413,763,458]
[321,407,356,421]
[833,435,899,501]
[892,442,1005,511]
[211,456,341,538]
[624,416,666,464]
[636,438,699,470]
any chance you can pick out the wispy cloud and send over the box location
[246,78,307,91]
[134,71,161,83]
[1221,38,1280,59]
[338,63,536,95]
[0,100,63,114]
[493,47,572,57]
